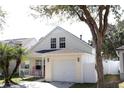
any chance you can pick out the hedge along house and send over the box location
[117,45,124,80]
[29,26,97,83]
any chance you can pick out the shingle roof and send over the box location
[35,48,85,54]
[36,49,60,53]
[1,38,37,50]
[2,38,33,44]
[30,48,85,57]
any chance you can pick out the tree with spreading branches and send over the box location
[0,6,6,30]
[30,5,122,87]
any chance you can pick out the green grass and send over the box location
[11,77,22,83]
[104,75,120,88]
[22,77,41,81]
[0,74,21,84]
[104,75,120,82]
[0,79,4,84]
[70,83,97,88]
[0,77,22,85]
[0,74,122,88]
[0,76,41,85]
[70,75,121,88]
[119,82,124,88]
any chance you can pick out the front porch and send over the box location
[29,52,46,78]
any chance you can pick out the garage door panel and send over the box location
[52,58,76,82]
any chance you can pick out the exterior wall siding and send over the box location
[29,53,97,83]
[75,56,82,83]
[45,54,82,82]
[31,27,92,54]
[45,56,52,81]
[44,54,96,83]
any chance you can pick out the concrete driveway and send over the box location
[50,81,74,88]
[19,81,57,88]
[8,81,74,88]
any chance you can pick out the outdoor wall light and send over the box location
[47,58,49,62]
[77,57,80,62]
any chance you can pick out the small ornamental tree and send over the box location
[0,43,26,87]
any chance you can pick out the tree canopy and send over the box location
[0,7,6,30]
[102,21,124,59]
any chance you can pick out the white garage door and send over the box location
[52,57,76,82]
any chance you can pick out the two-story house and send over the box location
[29,26,97,83]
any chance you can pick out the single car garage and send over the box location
[52,56,77,82]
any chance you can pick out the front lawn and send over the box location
[22,77,41,81]
[104,75,120,82]
[0,76,41,85]
[0,77,22,86]
[70,83,97,88]
[70,75,121,88]
[119,82,124,88]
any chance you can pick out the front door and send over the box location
[35,59,45,77]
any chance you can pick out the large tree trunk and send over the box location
[4,61,11,87]
[78,5,110,88]
[95,38,104,87]
[4,71,10,87]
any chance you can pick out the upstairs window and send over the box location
[59,37,66,48]
[51,38,56,48]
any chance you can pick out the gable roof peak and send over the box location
[53,26,68,32]
[55,26,64,29]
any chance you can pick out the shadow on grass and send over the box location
[70,75,121,88]
[70,82,120,88]
[22,77,41,81]
[70,83,97,88]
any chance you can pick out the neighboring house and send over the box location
[3,38,37,50]
[29,26,97,83]
[117,45,124,80]
[0,38,37,75]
